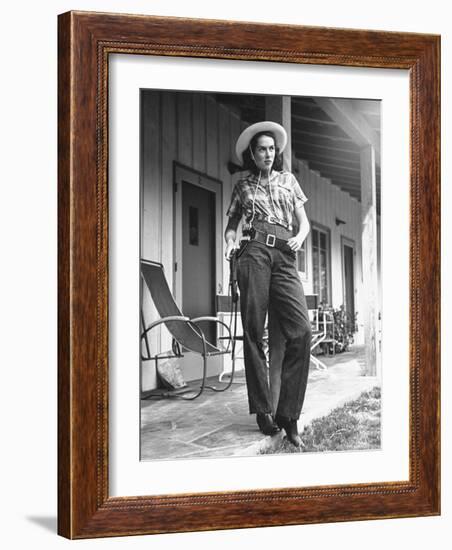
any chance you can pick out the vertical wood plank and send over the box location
[324,177,333,306]
[218,104,232,293]
[353,198,364,345]
[161,92,177,279]
[177,92,192,167]
[330,183,340,307]
[160,92,178,359]
[265,95,292,171]
[192,93,206,172]
[141,90,161,261]
[206,94,219,178]
[324,177,329,226]
[229,112,241,167]
[310,169,318,226]
[141,90,162,387]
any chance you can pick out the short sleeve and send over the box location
[226,184,243,220]
[292,174,308,209]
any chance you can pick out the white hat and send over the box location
[235,121,288,164]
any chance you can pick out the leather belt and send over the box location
[252,229,293,253]
[254,213,291,230]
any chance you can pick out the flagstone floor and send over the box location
[140,345,380,461]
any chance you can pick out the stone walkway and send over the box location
[140,345,380,460]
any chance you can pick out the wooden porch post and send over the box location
[265,96,292,171]
[265,96,292,412]
[360,145,378,376]
[314,98,380,377]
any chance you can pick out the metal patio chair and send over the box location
[215,294,245,382]
[140,259,236,400]
[306,294,334,372]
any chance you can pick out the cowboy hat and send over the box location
[235,121,287,164]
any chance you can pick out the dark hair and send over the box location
[241,131,284,174]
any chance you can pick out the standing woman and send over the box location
[225,121,311,447]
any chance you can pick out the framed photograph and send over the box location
[58,11,440,539]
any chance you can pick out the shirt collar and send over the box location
[246,170,279,185]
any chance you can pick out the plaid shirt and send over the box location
[226,170,308,230]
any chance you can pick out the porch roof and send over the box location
[215,94,381,213]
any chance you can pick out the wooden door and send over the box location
[182,181,216,343]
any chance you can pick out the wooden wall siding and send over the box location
[141,91,241,390]
[141,91,161,389]
[192,94,206,172]
[177,92,192,167]
[161,93,177,274]
[293,156,366,339]
[206,96,219,179]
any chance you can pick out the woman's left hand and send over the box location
[287,234,304,252]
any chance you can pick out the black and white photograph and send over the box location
[2,0,446,546]
[139,90,382,460]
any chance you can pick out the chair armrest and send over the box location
[190,316,233,352]
[141,316,208,358]
[323,311,334,321]
[191,316,231,336]
[144,315,190,333]
[190,316,220,323]
[319,311,334,327]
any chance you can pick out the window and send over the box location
[312,226,331,305]
[297,239,307,278]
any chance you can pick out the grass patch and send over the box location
[261,386,381,455]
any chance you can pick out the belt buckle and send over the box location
[266,234,276,247]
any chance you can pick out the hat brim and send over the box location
[235,121,288,164]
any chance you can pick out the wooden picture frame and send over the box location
[58,11,440,539]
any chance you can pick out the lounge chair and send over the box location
[140,259,236,400]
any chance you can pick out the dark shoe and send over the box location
[275,415,303,448]
[256,413,280,435]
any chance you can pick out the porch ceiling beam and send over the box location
[266,95,292,172]
[296,151,380,181]
[326,179,358,189]
[292,98,325,110]
[309,162,361,180]
[307,159,361,174]
[331,178,380,196]
[326,178,361,190]
[300,153,381,178]
[316,181,362,196]
[330,184,360,196]
[319,174,379,195]
[307,171,360,189]
[294,151,360,169]
[291,113,338,126]
[313,98,381,166]
[293,128,355,143]
[361,113,381,128]
[351,99,381,116]
[293,139,360,156]
[297,151,361,169]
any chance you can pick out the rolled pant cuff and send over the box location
[275,409,300,421]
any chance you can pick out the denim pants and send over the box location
[237,238,311,419]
